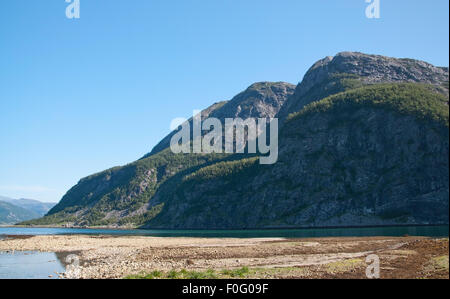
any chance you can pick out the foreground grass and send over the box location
[324,258,365,274]
[424,256,449,273]
[125,266,316,279]
[125,267,250,279]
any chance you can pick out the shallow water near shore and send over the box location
[0,225,448,239]
[0,251,65,279]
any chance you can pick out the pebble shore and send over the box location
[1,235,448,279]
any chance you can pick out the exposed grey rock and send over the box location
[209,82,296,119]
[305,52,448,89]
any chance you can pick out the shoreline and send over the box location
[6,223,450,231]
[1,234,448,279]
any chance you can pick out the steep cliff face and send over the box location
[144,84,448,228]
[24,52,449,228]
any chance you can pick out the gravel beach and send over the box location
[0,235,448,279]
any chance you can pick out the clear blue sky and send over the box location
[0,0,448,202]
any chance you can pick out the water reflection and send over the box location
[0,251,66,279]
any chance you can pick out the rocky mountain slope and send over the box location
[23,52,449,228]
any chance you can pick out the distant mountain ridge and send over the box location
[23,52,449,228]
[0,201,40,225]
[0,196,56,224]
[0,197,56,216]
[0,196,55,224]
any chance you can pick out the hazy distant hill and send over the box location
[0,197,56,216]
[0,200,41,224]
[0,196,56,224]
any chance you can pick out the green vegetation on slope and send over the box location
[287,83,449,127]
[21,148,231,227]
[143,155,263,228]
[278,73,365,120]
[183,157,259,182]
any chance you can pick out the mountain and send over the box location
[0,200,41,225]
[23,52,449,228]
[0,196,56,217]
[143,83,448,228]
[22,82,296,227]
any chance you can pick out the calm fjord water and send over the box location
[0,225,448,238]
[0,251,65,279]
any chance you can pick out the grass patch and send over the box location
[220,266,250,278]
[126,268,227,279]
[125,266,317,279]
[430,256,449,271]
[246,267,310,278]
[125,266,302,279]
[324,259,364,274]
[421,255,449,278]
